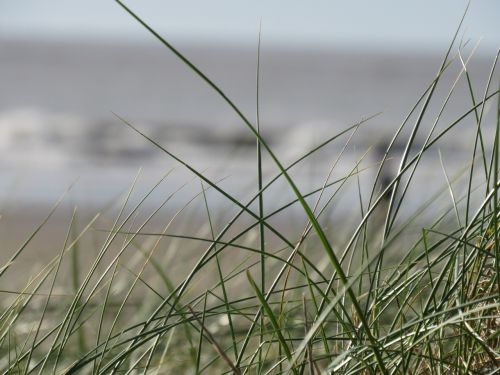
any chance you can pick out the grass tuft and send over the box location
[0,2,499,374]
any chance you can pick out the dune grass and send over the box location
[1,1,499,374]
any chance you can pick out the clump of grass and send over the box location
[1,1,499,374]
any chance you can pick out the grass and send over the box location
[1,1,500,374]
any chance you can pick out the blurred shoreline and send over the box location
[0,38,497,209]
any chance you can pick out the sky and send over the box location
[0,0,499,53]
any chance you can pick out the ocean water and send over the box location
[0,39,498,216]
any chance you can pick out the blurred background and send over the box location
[0,0,499,215]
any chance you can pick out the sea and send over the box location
[0,38,498,219]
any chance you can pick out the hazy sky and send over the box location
[0,0,499,52]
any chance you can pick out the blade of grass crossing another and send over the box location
[113,3,389,371]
